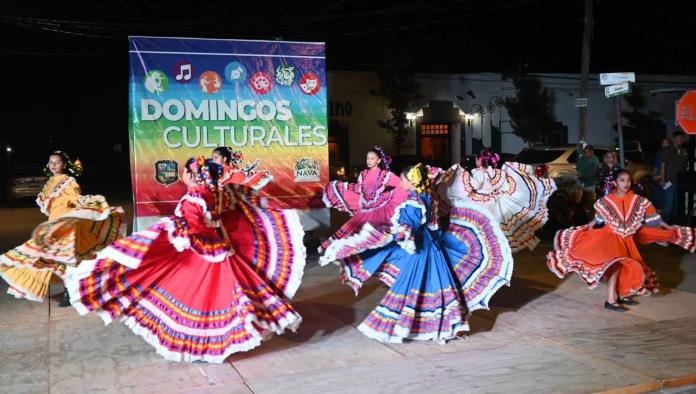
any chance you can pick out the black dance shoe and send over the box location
[604,301,628,312]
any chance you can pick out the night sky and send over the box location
[1,0,694,180]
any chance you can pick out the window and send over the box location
[421,124,450,136]
[419,124,450,162]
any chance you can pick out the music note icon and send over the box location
[172,62,193,83]
[175,64,191,81]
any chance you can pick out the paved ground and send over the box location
[1,201,695,394]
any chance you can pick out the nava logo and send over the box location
[294,158,320,182]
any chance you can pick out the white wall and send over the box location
[327,71,696,167]
[326,72,393,166]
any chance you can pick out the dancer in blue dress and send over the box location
[334,163,513,343]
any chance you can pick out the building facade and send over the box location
[327,71,696,171]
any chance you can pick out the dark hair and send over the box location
[611,168,631,181]
[367,146,391,170]
[673,131,685,138]
[584,144,594,151]
[44,151,83,178]
[212,147,231,164]
[185,157,222,188]
[400,164,414,178]
[400,164,430,193]
[460,155,477,171]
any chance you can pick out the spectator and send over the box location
[595,151,621,198]
[651,138,671,211]
[660,132,687,223]
[577,141,600,215]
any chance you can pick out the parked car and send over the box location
[7,167,47,205]
[514,144,654,202]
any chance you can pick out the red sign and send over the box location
[676,90,696,134]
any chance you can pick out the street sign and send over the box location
[600,72,635,85]
[575,98,588,107]
[676,90,696,134]
[605,82,631,98]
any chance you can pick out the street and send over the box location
[1,201,695,394]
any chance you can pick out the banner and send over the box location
[129,36,328,228]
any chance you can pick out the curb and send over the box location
[593,375,696,394]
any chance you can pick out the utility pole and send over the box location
[578,0,594,141]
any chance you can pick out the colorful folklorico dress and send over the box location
[64,184,306,363]
[336,191,513,343]
[548,191,696,297]
[442,163,557,252]
[320,168,407,266]
[0,174,125,301]
[219,161,273,191]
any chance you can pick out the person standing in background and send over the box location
[660,132,687,224]
[576,141,600,217]
[651,138,671,212]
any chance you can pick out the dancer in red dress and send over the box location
[212,146,272,190]
[65,157,305,362]
[548,170,695,311]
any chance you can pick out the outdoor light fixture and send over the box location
[405,112,418,127]
[5,145,12,153]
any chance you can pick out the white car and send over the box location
[7,167,47,205]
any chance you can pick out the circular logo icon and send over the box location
[275,65,295,86]
[224,61,247,83]
[250,71,273,95]
[199,71,222,94]
[172,62,194,84]
[144,70,168,94]
[299,72,321,95]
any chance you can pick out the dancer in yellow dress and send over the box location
[0,151,126,305]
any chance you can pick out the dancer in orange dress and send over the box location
[548,170,695,311]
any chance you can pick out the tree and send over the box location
[614,86,666,158]
[371,70,423,154]
[503,75,556,146]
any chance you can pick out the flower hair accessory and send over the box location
[426,165,443,180]
[188,156,220,190]
[407,163,429,194]
[425,165,444,190]
[372,145,392,170]
[479,148,500,168]
[229,148,243,164]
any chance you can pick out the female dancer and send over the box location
[335,164,513,343]
[442,148,556,252]
[212,146,272,190]
[320,146,406,266]
[65,157,305,362]
[548,169,695,311]
[0,151,125,305]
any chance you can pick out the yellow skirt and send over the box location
[0,206,125,302]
